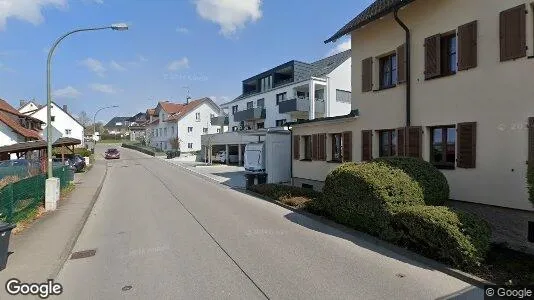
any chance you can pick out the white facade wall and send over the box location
[30,103,84,147]
[0,122,24,146]
[19,103,39,115]
[326,59,352,117]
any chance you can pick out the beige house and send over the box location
[291,0,534,252]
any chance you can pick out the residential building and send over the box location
[21,102,84,147]
[291,0,534,252]
[146,97,222,152]
[127,112,148,142]
[104,117,132,135]
[18,100,41,115]
[0,99,43,159]
[220,50,352,132]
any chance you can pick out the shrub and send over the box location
[74,148,93,157]
[391,205,491,269]
[528,163,534,205]
[249,184,321,202]
[321,162,424,238]
[122,143,156,156]
[373,157,449,206]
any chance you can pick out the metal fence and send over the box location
[0,166,74,223]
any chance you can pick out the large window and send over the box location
[430,126,456,169]
[260,75,272,92]
[379,54,397,89]
[276,92,287,105]
[246,101,254,109]
[379,130,397,157]
[275,119,286,127]
[302,136,312,160]
[441,33,457,75]
[331,133,342,162]
[336,89,351,103]
[232,105,238,114]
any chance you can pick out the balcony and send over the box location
[233,107,266,122]
[278,98,325,114]
[210,115,229,126]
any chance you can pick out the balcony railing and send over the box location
[210,115,229,126]
[233,107,266,122]
[278,97,325,114]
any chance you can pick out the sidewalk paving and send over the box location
[0,159,108,295]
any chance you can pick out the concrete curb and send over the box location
[48,162,109,280]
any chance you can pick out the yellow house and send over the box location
[291,0,534,253]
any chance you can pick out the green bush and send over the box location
[249,184,321,201]
[321,162,424,238]
[392,205,491,269]
[74,148,93,157]
[122,143,155,156]
[528,163,534,205]
[374,157,449,206]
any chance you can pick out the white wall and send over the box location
[0,122,24,146]
[19,103,39,115]
[327,58,352,117]
[178,102,221,152]
[30,103,84,147]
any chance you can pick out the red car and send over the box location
[105,148,120,159]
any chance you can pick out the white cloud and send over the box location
[176,27,189,34]
[167,57,189,71]
[194,0,262,37]
[127,55,147,67]
[110,60,126,71]
[53,86,81,99]
[0,0,67,30]
[80,57,106,76]
[90,83,118,94]
[327,38,351,56]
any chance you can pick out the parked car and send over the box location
[214,150,238,164]
[53,154,85,172]
[52,158,76,172]
[105,148,120,160]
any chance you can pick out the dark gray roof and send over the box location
[325,0,415,44]
[104,117,130,128]
[223,50,351,105]
[287,109,359,126]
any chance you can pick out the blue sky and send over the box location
[0,0,371,123]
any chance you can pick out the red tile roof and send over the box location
[0,112,41,139]
[165,98,206,122]
[159,101,185,114]
[146,108,156,116]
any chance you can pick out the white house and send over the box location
[146,97,223,152]
[18,101,41,115]
[0,99,43,159]
[23,102,85,147]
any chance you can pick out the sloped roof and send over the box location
[0,111,41,139]
[146,108,156,116]
[0,99,25,116]
[325,0,415,43]
[165,99,205,122]
[28,102,83,127]
[104,117,130,128]
[159,101,185,114]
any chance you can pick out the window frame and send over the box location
[330,133,343,163]
[429,125,456,169]
[232,105,238,114]
[188,143,193,149]
[256,122,264,129]
[379,53,397,90]
[276,92,287,105]
[378,130,397,157]
[257,98,265,108]
[246,101,254,109]
[203,127,208,133]
[301,135,312,161]
[440,31,458,76]
[275,119,286,127]
[187,127,193,133]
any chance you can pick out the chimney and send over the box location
[20,100,27,108]
[186,96,191,105]
[63,105,68,112]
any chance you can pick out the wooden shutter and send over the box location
[293,135,300,159]
[528,117,534,163]
[500,4,527,62]
[362,57,373,92]
[424,34,441,79]
[318,133,326,161]
[407,126,422,158]
[397,44,406,83]
[457,122,477,168]
[458,21,478,71]
[397,127,405,156]
[342,131,352,162]
[311,134,318,160]
[361,130,372,161]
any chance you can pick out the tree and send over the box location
[169,136,181,150]
[77,111,91,127]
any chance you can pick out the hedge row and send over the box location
[122,143,157,156]
[249,184,321,201]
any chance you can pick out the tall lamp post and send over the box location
[93,105,119,143]
[46,23,128,179]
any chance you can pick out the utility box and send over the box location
[244,129,291,184]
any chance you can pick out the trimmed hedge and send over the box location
[392,205,491,269]
[122,143,161,156]
[528,163,534,205]
[374,157,449,206]
[321,162,424,239]
[249,184,321,201]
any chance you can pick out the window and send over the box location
[430,126,456,169]
[164,142,167,150]
[336,90,351,103]
[159,128,162,136]
[65,129,72,135]
[302,184,314,190]
[232,126,238,132]
[187,127,193,133]
[171,126,175,135]
[256,122,264,129]
[378,130,397,157]
[51,116,55,122]
[257,98,264,108]
[217,128,221,133]
[441,33,457,75]
[247,101,254,109]
[276,92,287,105]
[164,128,167,137]
[210,113,215,119]
[203,127,208,133]
[260,75,272,92]
[275,119,286,127]
[302,136,312,160]
[188,143,193,149]
[379,53,397,89]
[196,112,201,121]
[331,133,342,162]
[232,105,238,114]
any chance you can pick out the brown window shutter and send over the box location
[397,127,406,156]
[361,130,372,161]
[458,20,478,71]
[311,134,318,160]
[407,126,422,158]
[457,122,477,168]
[342,131,352,162]
[362,57,373,92]
[397,44,406,83]
[500,4,527,62]
[318,133,326,161]
[293,135,300,159]
[528,117,534,163]
[424,34,441,79]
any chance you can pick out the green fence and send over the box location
[0,166,36,181]
[53,166,74,189]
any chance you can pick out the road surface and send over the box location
[56,145,482,299]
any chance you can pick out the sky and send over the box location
[0,0,372,123]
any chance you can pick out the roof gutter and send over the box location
[394,8,411,128]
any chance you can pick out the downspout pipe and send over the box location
[394,8,410,128]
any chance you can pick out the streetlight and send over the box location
[93,105,119,143]
[46,23,128,178]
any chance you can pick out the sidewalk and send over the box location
[0,159,108,293]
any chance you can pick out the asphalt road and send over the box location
[56,145,482,299]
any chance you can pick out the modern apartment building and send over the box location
[291,0,534,252]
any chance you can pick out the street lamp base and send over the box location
[45,177,60,211]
